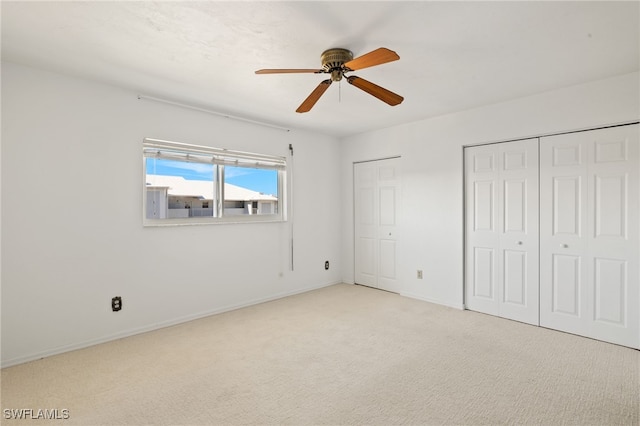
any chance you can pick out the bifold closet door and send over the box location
[354,158,400,293]
[465,139,539,325]
[540,124,639,348]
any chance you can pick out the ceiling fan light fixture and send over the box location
[255,47,402,112]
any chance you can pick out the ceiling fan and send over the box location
[255,47,404,113]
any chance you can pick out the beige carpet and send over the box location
[1,283,638,425]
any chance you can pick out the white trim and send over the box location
[0,281,342,368]
[462,120,639,149]
[400,291,465,310]
[143,216,286,227]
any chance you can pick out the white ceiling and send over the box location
[2,1,638,138]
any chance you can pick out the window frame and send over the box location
[143,138,287,226]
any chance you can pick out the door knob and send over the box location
[517,241,523,245]
[560,244,568,248]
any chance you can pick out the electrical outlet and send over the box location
[112,296,122,312]
[417,270,423,279]
[325,260,330,270]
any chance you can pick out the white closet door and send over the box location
[354,162,377,288]
[354,158,400,293]
[540,124,639,348]
[465,139,539,325]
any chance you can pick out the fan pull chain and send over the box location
[339,80,342,103]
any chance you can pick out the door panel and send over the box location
[379,186,396,226]
[354,158,400,292]
[553,177,582,236]
[379,240,397,280]
[473,247,495,299]
[474,181,494,231]
[594,174,626,238]
[359,238,376,274]
[504,180,525,233]
[465,139,539,325]
[593,258,626,325]
[551,254,581,316]
[474,152,494,172]
[595,139,627,163]
[503,250,526,305]
[504,149,527,170]
[358,188,375,224]
[540,124,639,348]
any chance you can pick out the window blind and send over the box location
[143,138,287,170]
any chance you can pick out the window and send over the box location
[143,138,286,225]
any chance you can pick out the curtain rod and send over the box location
[137,94,291,133]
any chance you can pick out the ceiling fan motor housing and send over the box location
[321,48,353,81]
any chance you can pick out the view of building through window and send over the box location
[145,157,280,221]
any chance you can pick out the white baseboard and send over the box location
[400,291,465,310]
[1,280,341,369]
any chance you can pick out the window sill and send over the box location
[143,215,286,227]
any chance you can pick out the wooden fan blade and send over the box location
[343,47,400,71]
[255,69,323,74]
[296,79,332,113]
[346,76,404,106]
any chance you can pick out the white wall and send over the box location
[340,72,639,309]
[3,63,638,367]
[1,62,342,367]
